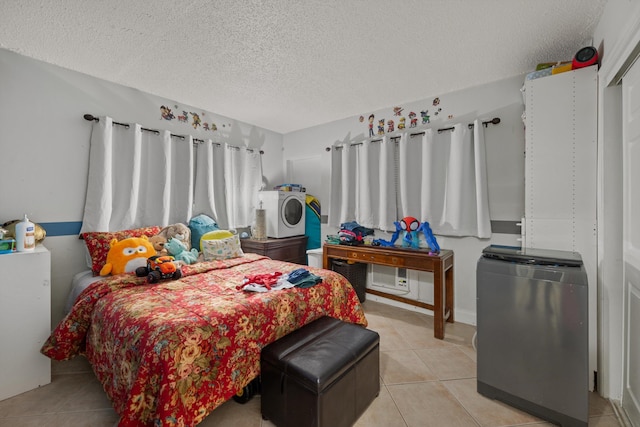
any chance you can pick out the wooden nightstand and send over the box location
[240,235,308,264]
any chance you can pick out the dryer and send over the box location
[258,191,306,238]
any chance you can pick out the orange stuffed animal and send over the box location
[99,236,157,276]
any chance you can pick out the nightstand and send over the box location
[240,235,308,264]
[0,245,51,400]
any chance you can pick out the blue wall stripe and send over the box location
[35,219,522,237]
[39,221,83,237]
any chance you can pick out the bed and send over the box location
[42,253,367,427]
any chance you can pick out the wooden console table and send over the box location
[323,244,454,339]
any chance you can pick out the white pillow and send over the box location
[201,234,244,261]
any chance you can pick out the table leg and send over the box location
[433,263,444,339]
[445,265,454,324]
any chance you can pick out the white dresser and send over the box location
[0,245,51,401]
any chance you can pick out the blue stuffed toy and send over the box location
[165,237,199,265]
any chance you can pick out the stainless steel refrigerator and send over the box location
[476,245,588,427]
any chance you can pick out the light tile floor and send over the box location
[0,300,623,427]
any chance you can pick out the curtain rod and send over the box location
[83,114,263,154]
[435,117,501,134]
[325,117,501,151]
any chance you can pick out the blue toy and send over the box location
[372,216,440,254]
[418,220,440,254]
[373,221,401,247]
[165,237,199,265]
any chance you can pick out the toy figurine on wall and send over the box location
[372,216,440,254]
[398,116,406,129]
[377,119,385,135]
[387,119,395,133]
[190,112,202,129]
[368,114,375,137]
[409,112,418,128]
[421,110,430,124]
[160,105,175,121]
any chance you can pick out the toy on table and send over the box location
[372,221,401,247]
[418,221,440,254]
[165,237,199,265]
[372,216,440,254]
[99,236,156,276]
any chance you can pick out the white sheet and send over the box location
[64,270,100,313]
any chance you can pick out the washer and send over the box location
[477,245,588,427]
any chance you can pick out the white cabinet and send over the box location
[0,245,51,401]
[523,65,597,389]
[523,65,597,252]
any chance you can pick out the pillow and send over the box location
[82,226,162,274]
[200,229,234,251]
[189,214,219,249]
[201,234,244,261]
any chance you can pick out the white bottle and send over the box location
[15,214,36,252]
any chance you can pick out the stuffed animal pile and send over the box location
[98,220,241,276]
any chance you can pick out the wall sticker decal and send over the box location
[159,104,228,133]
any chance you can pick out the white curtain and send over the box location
[401,120,491,237]
[329,142,356,226]
[192,140,227,227]
[329,135,396,231]
[81,117,193,233]
[224,144,263,229]
[81,116,262,233]
[329,119,491,238]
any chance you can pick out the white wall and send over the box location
[0,49,284,326]
[282,75,527,325]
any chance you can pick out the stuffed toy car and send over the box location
[135,255,182,283]
[99,236,157,276]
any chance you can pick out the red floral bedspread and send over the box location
[41,254,367,426]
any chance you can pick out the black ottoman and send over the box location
[261,316,380,427]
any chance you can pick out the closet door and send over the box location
[622,56,640,426]
[523,65,598,389]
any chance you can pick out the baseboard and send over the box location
[611,399,635,427]
[364,294,476,326]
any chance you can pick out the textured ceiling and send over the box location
[0,0,606,134]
